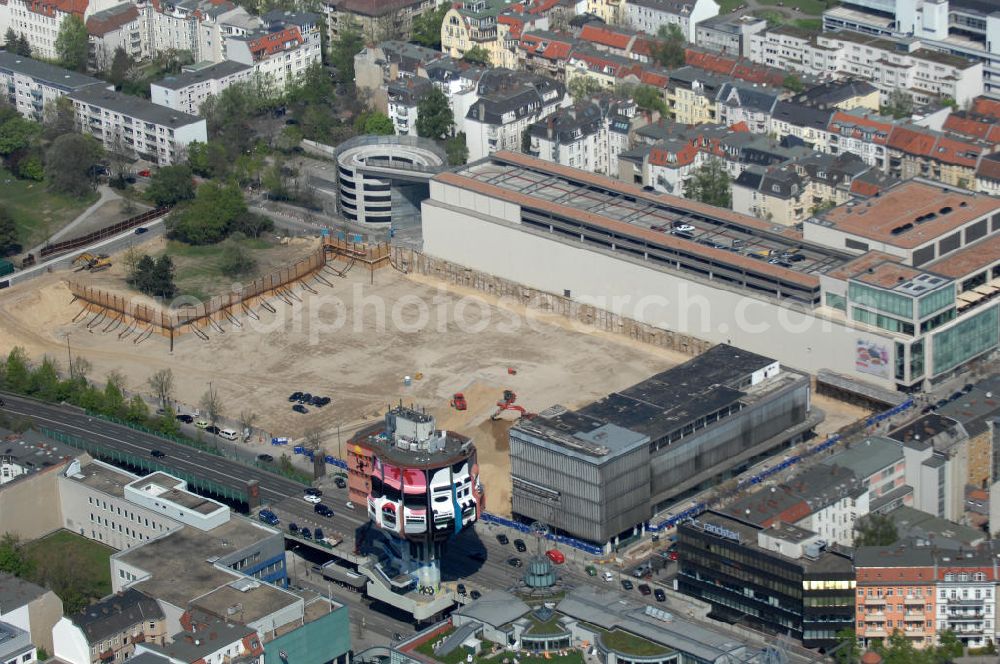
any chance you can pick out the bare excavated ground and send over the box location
[0,259,691,515]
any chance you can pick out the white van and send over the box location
[218,428,238,440]
[602,572,614,583]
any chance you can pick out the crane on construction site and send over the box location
[491,390,535,421]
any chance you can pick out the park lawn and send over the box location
[0,168,98,251]
[161,237,274,301]
[587,625,671,657]
[758,0,835,16]
[22,529,113,608]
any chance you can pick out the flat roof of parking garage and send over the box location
[439,152,852,291]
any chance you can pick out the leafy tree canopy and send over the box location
[55,15,89,72]
[146,165,195,207]
[416,87,454,140]
[684,158,731,208]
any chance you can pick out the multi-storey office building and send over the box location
[677,511,855,649]
[508,344,816,548]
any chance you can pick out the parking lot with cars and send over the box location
[288,391,331,415]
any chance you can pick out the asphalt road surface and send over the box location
[0,392,305,504]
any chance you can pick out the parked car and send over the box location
[314,528,324,541]
[672,222,695,233]
[470,590,481,600]
[137,169,151,177]
[334,476,347,488]
[257,454,274,463]
[457,583,467,596]
[134,227,148,235]
[315,504,334,517]
[305,487,322,496]
[258,510,278,525]
[176,413,194,424]
[304,494,321,504]
[292,404,308,414]
[497,534,509,545]
[150,449,165,458]
[298,393,313,404]
[288,392,303,402]
[289,522,299,534]
[638,584,652,596]
[654,588,666,602]
[301,527,312,539]
[514,539,527,552]
[205,425,221,435]
[546,549,565,564]
[194,419,209,429]
[507,557,522,568]
[668,550,679,561]
[602,572,614,582]
[317,396,331,406]
[585,565,597,576]
[621,580,633,591]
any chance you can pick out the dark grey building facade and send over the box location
[510,344,820,549]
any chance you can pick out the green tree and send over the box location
[14,33,32,57]
[168,181,247,244]
[108,47,134,88]
[218,235,256,277]
[285,63,336,107]
[461,45,491,66]
[185,140,229,179]
[45,133,103,198]
[411,3,449,49]
[330,20,364,90]
[567,76,603,101]
[782,74,805,94]
[55,15,90,72]
[854,513,898,547]
[102,375,126,417]
[0,534,33,577]
[146,164,195,207]
[3,347,31,393]
[684,159,731,208]
[445,134,469,166]
[416,87,454,140]
[631,85,668,116]
[833,628,861,664]
[16,152,44,181]
[43,96,77,141]
[358,111,395,135]
[125,394,149,423]
[934,630,963,662]
[882,88,913,119]
[156,407,181,437]
[0,116,41,156]
[651,24,686,69]
[27,356,60,401]
[874,630,923,664]
[3,27,15,49]
[129,254,156,294]
[150,255,177,298]
[0,207,20,257]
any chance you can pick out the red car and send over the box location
[137,169,151,177]
[451,393,467,411]
[546,549,565,564]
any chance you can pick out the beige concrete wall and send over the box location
[0,463,67,540]
[27,591,64,655]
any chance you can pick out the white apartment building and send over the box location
[823,0,1000,95]
[624,0,718,43]
[748,27,984,106]
[0,51,105,122]
[227,12,321,93]
[462,70,568,161]
[527,97,637,176]
[68,85,207,165]
[150,60,253,115]
[0,0,121,62]
[86,2,149,71]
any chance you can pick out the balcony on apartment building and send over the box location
[862,625,888,639]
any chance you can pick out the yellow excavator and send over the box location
[73,252,112,272]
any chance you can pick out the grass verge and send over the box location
[23,530,113,612]
[0,168,98,251]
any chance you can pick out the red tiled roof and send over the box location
[632,36,654,58]
[580,24,632,50]
[249,26,302,59]
[525,0,560,14]
[684,48,783,86]
[27,0,86,17]
[850,178,884,197]
[943,113,1000,144]
[520,33,573,60]
[888,125,936,156]
[977,155,1000,182]
[971,97,1000,119]
[649,141,699,167]
[87,4,139,35]
[931,135,984,167]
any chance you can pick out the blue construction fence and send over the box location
[279,439,350,470]
[479,512,605,556]
[645,397,915,534]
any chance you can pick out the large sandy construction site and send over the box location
[0,241,697,513]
